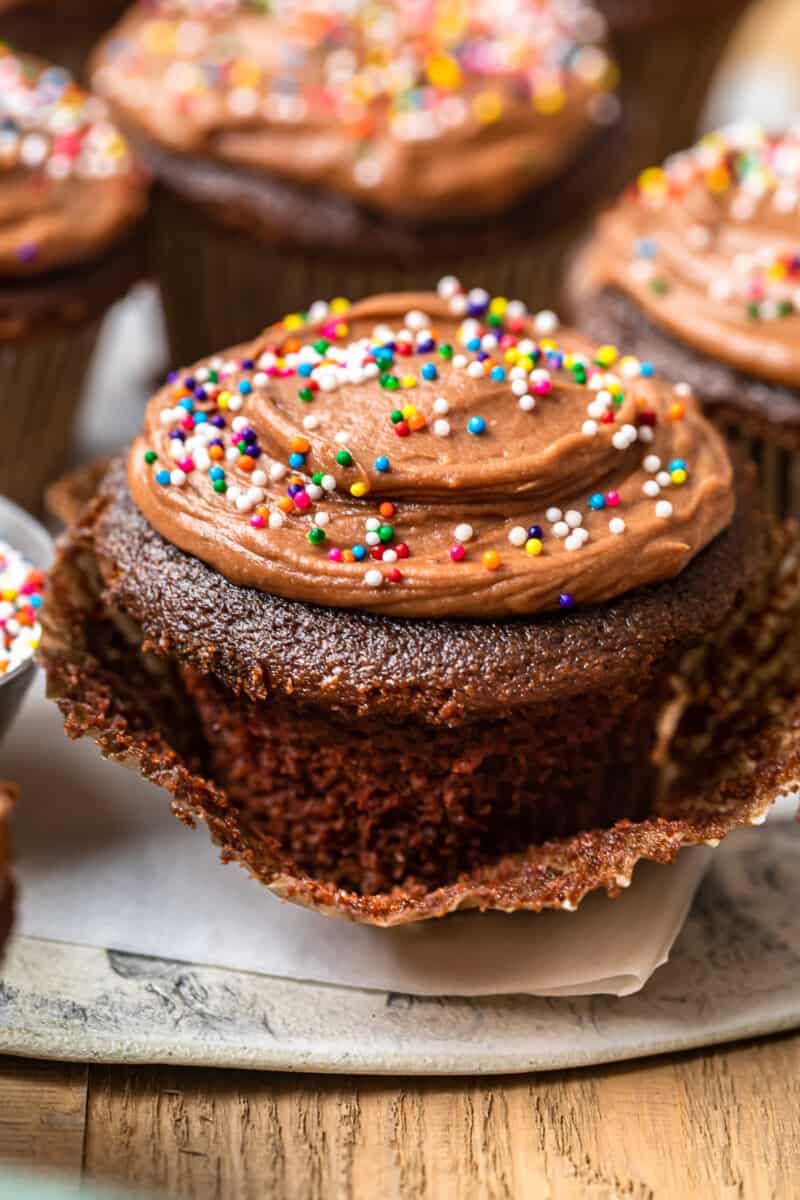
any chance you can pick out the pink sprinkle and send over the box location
[327,547,343,562]
[180,416,194,431]
[178,457,195,473]
[293,490,311,511]
[250,514,265,529]
[606,491,620,507]
[450,545,465,562]
[534,379,552,396]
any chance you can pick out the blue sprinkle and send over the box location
[635,237,658,260]
[466,336,481,352]
[288,452,306,469]
[351,545,367,561]
[421,363,438,381]
[178,397,194,412]
[588,493,606,510]
[155,469,171,486]
[490,366,506,382]
[669,458,686,472]
[29,594,43,609]
[194,411,209,424]
[297,363,313,378]
[209,466,224,481]
[374,455,390,472]
[640,362,654,377]
[468,415,486,435]
[238,380,252,395]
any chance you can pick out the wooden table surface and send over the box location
[1,1035,798,1198]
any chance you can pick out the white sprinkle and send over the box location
[587,398,608,420]
[511,379,529,397]
[565,510,582,529]
[228,395,243,411]
[519,395,536,412]
[467,361,485,378]
[334,430,350,445]
[306,484,323,500]
[433,396,450,415]
[533,310,559,335]
[454,523,474,543]
[609,517,626,535]
[404,309,429,331]
[643,480,661,498]
[582,419,598,436]
[232,416,248,432]
[643,455,661,473]
[170,469,186,486]
[382,549,398,563]
[546,507,562,522]
[364,569,383,587]
[639,426,655,443]
[194,448,211,471]
[656,500,673,519]
[365,532,381,546]
[225,447,240,463]
[565,533,583,551]
[268,513,284,530]
[365,517,380,531]
[553,521,569,539]
[269,462,287,482]
[508,526,528,547]
[437,275,461,299]
[314,511,331,527]
[657,470,672,488]
[509,366,528,381]
[449,294,467,316]
[675,382,693,397]
[433,418,451,437]
[321,474,336,491]
[452,354,467,369]
[303,414,319,430]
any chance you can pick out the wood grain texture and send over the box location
[76,1033,800,1200]
[0,1058,87,1176]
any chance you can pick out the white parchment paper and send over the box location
[2,676,712,998]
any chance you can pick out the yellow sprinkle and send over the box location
[230,58,261,88]
[401,378,417,392]
[350,481,369,498]
[504,348,518,364]
[489,297,508,316]
[639,166,668,195]
[330,297,350,314]
[217,390,231,409]
[473,90,503,124]
[401,403,417,417]
[525,538,543,557]
[540,339,557,353]
[534,84,565,115]
[596,344,618,367]
[705,165,730,195]
[283,313,305,331]
[671,468,687,485]
[426,52,462,91]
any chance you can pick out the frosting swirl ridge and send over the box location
[577,124,800,387]
[129,282,734,619]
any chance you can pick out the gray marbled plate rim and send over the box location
[0,824,798,1076]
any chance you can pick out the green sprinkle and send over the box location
[649,277,670,295]
[143,450,157,465]
[311,471,324,486]
[298,387,313,402]
[378,524,394,544]
[390,409,404,424]
[336,449,353,467]
[308,527,326,545]
[438,343,453,359]
[313,338,329,355]
[213,479,227,494]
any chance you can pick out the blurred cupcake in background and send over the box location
[570,123,800,516]
[0,0,127,79]
[0,47,149,511]
[596,0,753,173]
[91,0,621,367]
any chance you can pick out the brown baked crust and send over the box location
[571,286,800,450]
[40,503,800,922]
[0,234,148,340]
[73,458,769,724]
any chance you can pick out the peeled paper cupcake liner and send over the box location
[0,321,100,512]
[153,186,589,370]
[40,502,800,926]
[612,2,749,176]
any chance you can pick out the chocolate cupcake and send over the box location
[40,281,800,923]
[0,47,148,511]
[596,0,751,175]
[91,0,621,367]
[571,124,800,517]
[0,1,127,80]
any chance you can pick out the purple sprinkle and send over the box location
[559,593,574,610]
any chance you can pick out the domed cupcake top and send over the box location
[0,46,147,275]
[577,124,800,387]
[129,279,734,619]
[92,0,618,220]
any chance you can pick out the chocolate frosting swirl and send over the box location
[577,124,800,388]
[128,283,734,619]
[92,0,618,221]
[0,48,147,276]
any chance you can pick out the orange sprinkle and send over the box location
[290,436,310,454]
[379,501,395,518]
[342,549,356,563]
[255,505,270,518]
[482,550,501,571]
[408,412,427,431]
[208,445,224,461]
[668,402,686,420]
[277,497,294,513]
[239,455,255,472]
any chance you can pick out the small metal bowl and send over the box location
[0,497,54,743]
